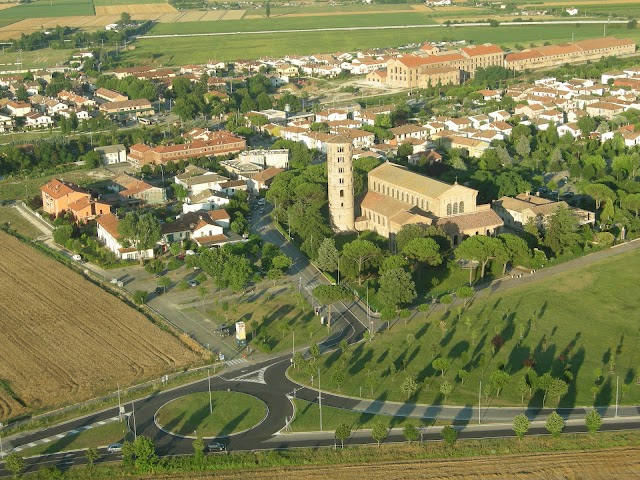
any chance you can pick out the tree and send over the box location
[400,374,419,399]
[432,357,451,377]
[53,224,73,246]
[377,267,416,310]
[489,370,510,397]
[455,285,474,306]
[85,446,100,468]
[498,233,531,274]
[440,380,453,400]
[515,136,531,159]
[4,453,26,478]
[583,183,616,210]
[585,409,602,435]
[193,436,205,459]
[545,411,565,438]
[173,183,189,202]
[133,290,148,305]
[312,284,352,328]
[402,237,442,277]
[403,423,420,444]
[316,238,339,272]
[548,378,569,405]
[158,276,171,293]
[441,425,458,446]
[341,239,381,285]
[513,414,531,439]
[118,212,161,266]
[309,341,320,361]
[120,11,132,25]
[543,206,580,256]
[371,421,388,447]
[577,115,596,136]
[83,150,101,169]
[272,254,292,272]
[265,0,271,17]
[121,440,136,467]
[454,235,501,279]
[335,423,351,448]
[133,436,159,473]
[458,369,469,386]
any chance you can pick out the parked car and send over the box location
[207,442,226,452]
[155,287,163,295]
[188,280,198,287]
[72,254,82,261]
[107,444,122,453]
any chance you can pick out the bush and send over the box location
[441,425,458,445]
[167,258,183,271]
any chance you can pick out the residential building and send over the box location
[40,179,91,217]
[238,149,290,169]
[175,170,229,196]
[0,114,14,132]
[94,144,127,165]
[246,167,284,194]
[25,112,53,128]
[5,101,31,117]
[493,193,594,230]
[97,213,155,261]
[94,87,128,103]
[68,196,112,222]
[99,99,154,117]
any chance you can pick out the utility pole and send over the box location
[0,422,4,459]
[132,402,138,441]
[117,384,122,422]
[318,367,323,431]
[615,375,619,418]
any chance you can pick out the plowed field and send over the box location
[152,447,640,480]
[0,231,201,421]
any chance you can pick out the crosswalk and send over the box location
[12,416,120,453]
[226,358,248,366]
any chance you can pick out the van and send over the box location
[72,254,82,261]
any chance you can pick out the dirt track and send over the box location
[149,447,640,479]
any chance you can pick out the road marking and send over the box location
[28,442,37,447]
[41,438,51,443]
[97,421,106,425]
[55,434,65,438]
[226,358,248,366]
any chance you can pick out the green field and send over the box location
[148,12,437,35]
[290,247,640,409]
[266,4,422,15]
[20,420,131,457]
[0,0,95,21]
[0,47,71,70]
[0,205,43,238]
[156,392,267,437]
[94,0,165,4]
[132,23,633,64]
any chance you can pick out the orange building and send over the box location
[67,196,112,222]
[40,179,91,217]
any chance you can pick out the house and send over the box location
[94,144,127,165]
[585,101,625,120]
[246,167,284,194]
[388,124,430,144]
[160,210,234,247]
[444,117,472,132]
[488,110,511,122]
[99,99,154,117]
[25,112,53,128]
[40,179,91,217]
[5,100,32,117]
[335,128,376,149]
[119,178,166,204]
[97,213,155,261]
[493,193,594,230]
[175,170,229,196]
[95,87,128,103]
[557,123,582,138]
[438,135,490,158]
[67,196,112,222]
[0,114,14,132]
[476,89,502,101]
[315,108,349,122]
[45,100,68,115]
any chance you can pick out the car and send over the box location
[259,208,264,214]
[188,280,198,287]
[72,254,82,261]
[562,191,574,198]
[107,443,122,453]
[207,442,226,452]
[155,287,163,295]
[257,198,265,205]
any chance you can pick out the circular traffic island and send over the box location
[156,391,267,438]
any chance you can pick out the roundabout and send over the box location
[155,391,268,439]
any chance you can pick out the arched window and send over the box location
[459,201,464,213]
[340,190,344,198]
[447,203,452,215]
[453,203,458,215]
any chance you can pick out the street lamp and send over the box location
[0,422,4,458]
[208,368,213,414]
[318,367,323,432]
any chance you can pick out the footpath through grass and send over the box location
[155,392,267,437]
[290,247,640,409]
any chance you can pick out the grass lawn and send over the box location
[133,23,633,65]
[0,168,114,202]
[156,392,267,437]
[0,48,72,70]
[148,12,438,35]
[20,420,131,457]
[0,0,95,21]
[289,399,432,433]
[0,205,43,238]
[203,286,326,354]
[94,0,165,4]
[290,247,640,409]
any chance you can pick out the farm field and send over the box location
[0,0,95,21]
[94,0,166,5]
[95,3,176,14]
[0,45,71,68]
[0,231,202,421]
[148,12,438,35]
[290,246,640,409]
[132,23,633,64]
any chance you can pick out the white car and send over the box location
[107,443,122,453]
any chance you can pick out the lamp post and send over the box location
[208,368,213,414]
[615,375,619,418]
[132,401,138,441]
[318,367,323,432]
[478,381,481,425]
[0,422,4,458]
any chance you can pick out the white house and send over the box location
[94,144,127,165]
[0,114,14,132]
[97,213,154,261]
[25,112,53,128]
[175,170,229,196]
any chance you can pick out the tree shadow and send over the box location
[439,325,457,348]
[505,343,531,376]
[561,345,585,408]
[448,340,469,360]
[415,321,431,341]
[595,376,613,407]
[220,408,250,437]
